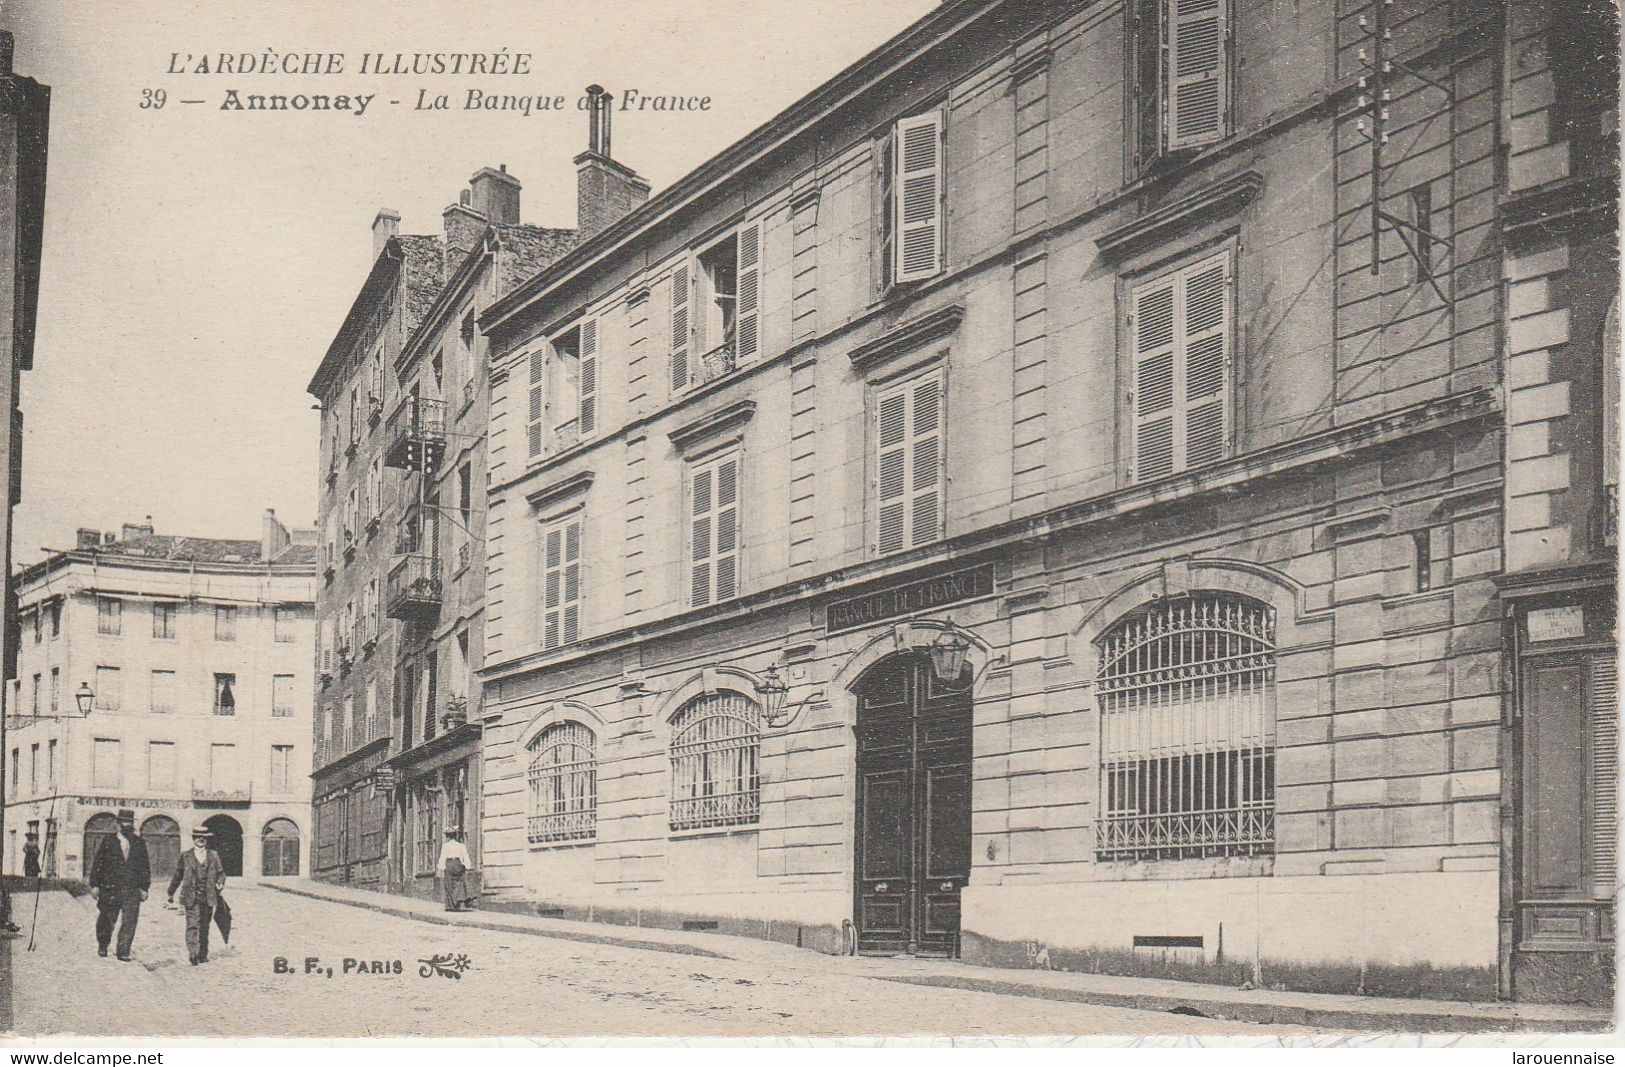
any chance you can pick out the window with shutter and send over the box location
[735,223,761,363]
[894,112,945,283]
[690,452,741,607]
[541,516,583,650]
[670,264,691,392]
[874,371,944,555]
[1165,0,1229,150]
[578,317,598,438]
[526,348,546,460]
[1129,250,1233,483]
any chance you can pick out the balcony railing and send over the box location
[383,396,447,471]
[386,552,443,620]
[191,782,252,804]
[697,340,737,384]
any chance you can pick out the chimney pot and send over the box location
[371,208,402,263]
[75,528,100,551]
[575,87,648,240]
[468,166,522,225]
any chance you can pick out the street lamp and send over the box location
[755,665,789,723]
[75,682,94,716]
[929,624,973,686]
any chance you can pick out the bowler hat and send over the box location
[116,808,136,823]
[190,824,212,839]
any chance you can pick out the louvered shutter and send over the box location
[690,465,713,607]
[909,376,943,547]
[1166,0,1228,150]
[1592,654,1618,896]
[543,525,562,649]
[578,318,599,438]
[527,349,546,459]
[670,264,691,392]
[735,223,761,363]
[562,520,581,644]
[894,112,944,283]
[714,457,739,600]
[1130,277,1178,481]
[1130,251,1231,482]
[1181,255,1230,468]
[876,389,909,554]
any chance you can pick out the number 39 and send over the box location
[140,88,166,109]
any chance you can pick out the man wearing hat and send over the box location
[88,809,151,960]
[436,827,472,912]
[167,823,225,965]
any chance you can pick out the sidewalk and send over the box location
[261,878,1613,1034]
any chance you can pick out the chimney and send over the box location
[102,532,116,546]
[372,208,401,262]
[120,516,154,543]
[470,165,521,225]
[75,528,99,551]
[442,189,485,270]
[575,86,650,242]
[261,508,290,562]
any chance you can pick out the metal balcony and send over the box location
[191,782,252,805]
[383,396,447,471]
[386,552,442,620]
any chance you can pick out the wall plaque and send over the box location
[826,563,996,634]
[1527,605,1586,643]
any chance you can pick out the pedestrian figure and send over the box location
[89,808,150,960]
[22,832,40,879]
[167,823,225,965]
[437,828,472,912]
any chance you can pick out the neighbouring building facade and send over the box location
[0,30,50,877]
[3,513,316,881]
[308,167,575,898]
[470,0,1617,1004]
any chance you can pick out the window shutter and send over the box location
[670,264,691,391]
[690,465,713,607]
[1166,0,1228,150]
[1182,255,1231,467]
[543,526,562,649]
[578,317,599,438]
[1593,654,1618,896]
[714,456,739,601]
[542,519,582,649]
[527,349,546,459]
[894,112,944,283]
[562,520,581,644]
[909,375,943,548]
[1129,250,1231,483]
[879,134,896,289]
[735,223,761,363]
[876,389,908,554]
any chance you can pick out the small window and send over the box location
[874,370,945,555]
[669,692,761,831]
[97,597,122,636]
[541,516,583,650]
[689,452,742,607]
[1413,529,1434,593]
[273,674,296,718]
[215,605,237,642]
[150,670,177,714]
[1408,183,1434,282]
[30,609,39,644]
[274,606,296,643]
[94,666,121,711]
[48,602,60,638]
[152,603,177,640]
[527,721,597,843]
[1128,249,1233,483]
[213,673,237,716]
[29,673,38,714]
[49,668,58,713]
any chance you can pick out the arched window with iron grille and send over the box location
[669,692,760,831]
[527,721,597,843]
[1095,593,1277,860]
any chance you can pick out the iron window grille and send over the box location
[1095,594,1276,861]
[669,692,761,832]
[527,721,597,843]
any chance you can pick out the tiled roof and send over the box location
[396,234,446,334]
[273,543,320,566]
[98,535,266,564]
[494,224,579,294]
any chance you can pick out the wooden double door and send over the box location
[854,653,973,957]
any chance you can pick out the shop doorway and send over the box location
[81,813,119,880]
[852,652,973,957]
[204,814,244,877]
[141,815,182,885]
[261,818,301,877]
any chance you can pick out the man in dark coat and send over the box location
[166,823,225,965]
[89,809,150,960]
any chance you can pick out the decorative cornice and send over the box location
[789,184,822,214]
[668,399,757,454]
[848,304,966,372]
[1317,504,1392,542]
[1096,170,1265,259]
[524,470,595,512]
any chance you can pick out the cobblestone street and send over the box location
[10,884,1324,1038]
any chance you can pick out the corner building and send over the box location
[476,0,1616,1002]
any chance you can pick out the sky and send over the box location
[0,0,937,566]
